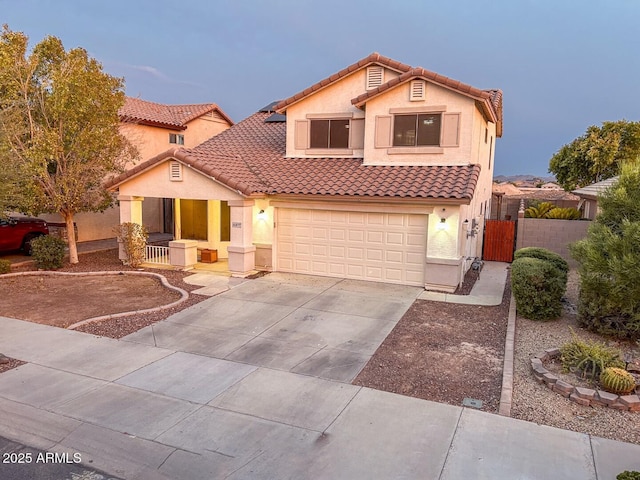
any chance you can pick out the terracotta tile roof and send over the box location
[274,52,412,112]
[352,67,503,137]
[107,111,480,201]
[119,97,233,130]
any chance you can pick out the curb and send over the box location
[499,293,517,416]
[0,270,189,330]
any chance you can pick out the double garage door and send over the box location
[276,208,427,286]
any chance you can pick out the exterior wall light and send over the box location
[257,209,267,221]
[436,217,448,231]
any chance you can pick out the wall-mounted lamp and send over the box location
[257,209,267,221]
[436,217,448,231]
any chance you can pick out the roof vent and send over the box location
[366,65,384,90]
[169,161,183,181]
[410,80,425,101]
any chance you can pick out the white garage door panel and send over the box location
[276,209,427,286]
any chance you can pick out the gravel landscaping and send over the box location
[512,270,640,445]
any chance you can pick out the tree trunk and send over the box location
[63,213,79,264]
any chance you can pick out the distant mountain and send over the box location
[493,174,556,183]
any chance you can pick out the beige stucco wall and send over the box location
[119,159,244,202]
[284,67,401,158]
[362,82,476,166]
[120,115,230,166]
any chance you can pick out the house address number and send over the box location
[232,222,242,228]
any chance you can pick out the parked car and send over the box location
[0,215,49,254]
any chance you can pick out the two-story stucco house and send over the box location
[40,97,233,242]
[108,53,503,292]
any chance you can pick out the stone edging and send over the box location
[498,293,516,416]
[530,349,640,412]
[0,271,189,330]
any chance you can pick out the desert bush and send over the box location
[511,256,565,320]
[513,247,569,276]
[618,471,640,480]
[545,207,581,220]
[30,235,67,270]
[571,164,640,339]
[114,222,148,268]
[560,331,625,379]
[524,201,556,218]
[0,259,11,274]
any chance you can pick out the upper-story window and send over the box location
[393,114,441,147]
[309,119,350,149]
[169,133,185,145]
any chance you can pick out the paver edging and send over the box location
[498,293,516,416]
[0,270,189,330]
[530,350,640,412]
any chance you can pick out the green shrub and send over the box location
[0,259,11,274]
[618,471,640,480]
[560,331,625,379]
[30,235,67,270]
[545,207,581,220]
[524,202,556,218]
[114,222,148,268]
[511,256,566,320]
[514,247,569,275]
[571,164,640,339]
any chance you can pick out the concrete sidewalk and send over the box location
[418,261,509,305]
[1,312,639,479]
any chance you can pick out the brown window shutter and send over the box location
[350,118,365,149]
[295,120,308,149]
[374,115,392,148]
[441,113,460,147]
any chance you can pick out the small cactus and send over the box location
[600,367,636,395]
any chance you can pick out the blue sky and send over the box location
[3,0,639,176]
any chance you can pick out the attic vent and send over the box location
[410,80,426,101]
[366,66,384,90]
[169,161,183,181]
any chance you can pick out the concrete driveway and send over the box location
[124,272,421,382]
[0,272,638,479]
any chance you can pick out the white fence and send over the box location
[144,245,170,265]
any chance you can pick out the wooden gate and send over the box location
[483,219,516,262]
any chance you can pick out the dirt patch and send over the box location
[1,249,211,338]
[0,274,182,328]
[354,275,510,413]
[0,355,25,374]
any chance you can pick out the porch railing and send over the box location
[145,245,170,265]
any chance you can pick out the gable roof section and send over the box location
[119,97,234,130]
[107,110,480,201]
[274,52,412,113]
[352,67,503,137]
[572,176,619,200]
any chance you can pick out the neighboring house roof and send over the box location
[274,52,412,112]
[572,176,619,200]
[119,97,234,130]
[107,110,480,201]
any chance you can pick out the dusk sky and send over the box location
[3,0,639,176]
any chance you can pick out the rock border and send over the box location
[530,349,640,412]
[0,270,189,330]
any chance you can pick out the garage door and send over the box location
[276,208,427,286]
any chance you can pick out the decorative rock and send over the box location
[597,390,619,406]
[553,380,574,397]
[570,393,590,406]
[534,352,549,361]
[542,373,558,385]
[574,387,596,401]
[530,358,543,368]
[609,402,628,411]
[545,348,561,358]
[619,394,640,410]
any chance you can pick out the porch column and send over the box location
[227,199,256,277]
[117,195,144,262]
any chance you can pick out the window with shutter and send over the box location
[366,66,384,90]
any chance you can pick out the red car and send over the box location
[0,215,49,254]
